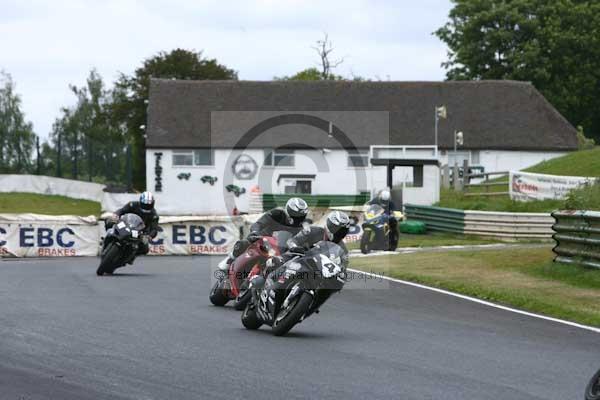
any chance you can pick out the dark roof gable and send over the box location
[146,79,578,151]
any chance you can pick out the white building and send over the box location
[145,79,577,215]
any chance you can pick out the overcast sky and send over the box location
[1,0,453,140]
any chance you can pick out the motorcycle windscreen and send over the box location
[364,204,385,219]
[121,213,145,231]
[305,241,348,273]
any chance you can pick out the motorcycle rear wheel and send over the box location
[96,243,120,276]
[241,303,262,330]
[585,369,600,400]
[209,278,229,306]
[271,292,313,336]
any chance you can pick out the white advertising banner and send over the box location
[510,171,596,201]
[146,217,243,256]
[0,214,100,257]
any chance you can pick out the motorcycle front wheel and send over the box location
[209,278,230,306]
[360,232,371,254]
[585,369,600,400]
[271,292,313,336]
[96,243,120,276]
[241,302,262,330]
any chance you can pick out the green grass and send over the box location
[0,192,101,216]
[525,147,600,177]
[436,188,563,212]
[351,247,600,327]
[346,232,508,250]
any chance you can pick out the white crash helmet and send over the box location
[325,211,351,241]
[379,189,391,201]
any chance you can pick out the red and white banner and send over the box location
[510,171,596,201]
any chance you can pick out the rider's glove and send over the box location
[266,256,283,270]
[265,256,283,275]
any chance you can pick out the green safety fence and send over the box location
[404,204,466,233]
[552,210,600,269]
[262,193,370,211]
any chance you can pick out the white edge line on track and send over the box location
[347,267,600,334]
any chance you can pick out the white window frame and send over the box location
[347,150,369,168]
[172,149,214,167]
[264,149,295,167]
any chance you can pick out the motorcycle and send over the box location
[586,368,600,400]
[360,204,402,254]
[241,240,347,336]
[97,213,146,276]
[209,231,293,310]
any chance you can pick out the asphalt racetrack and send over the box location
[1,256,599,400]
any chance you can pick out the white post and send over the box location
[434,107,439,150]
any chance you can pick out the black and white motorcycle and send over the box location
[241,240,347,336]
[586,369,600,400]
[97,213,145,276]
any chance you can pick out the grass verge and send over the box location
[350,246,600,327]
[0,192,101,216]
[525,147,600,177]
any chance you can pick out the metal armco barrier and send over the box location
[552,210,600,269]
[404,204,554,238]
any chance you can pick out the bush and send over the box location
[577,126,596,150]
[564,181,600,211]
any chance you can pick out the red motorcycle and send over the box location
[209,231,293,310]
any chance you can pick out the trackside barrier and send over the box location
[551,210,600,269]
[0,174,106,202]
[0,214,100,257]
[0,214,256,258]
[262,193,370,211]
[404,204,554,239]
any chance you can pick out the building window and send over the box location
[264,149,295,167]
[172,150,214,166]
[347,150,369,167]
[173,151,194,166]
[284,180,312,194]
[194,149,213,166]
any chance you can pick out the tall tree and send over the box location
[0,71,36,173]
[50,69,126,183]
[435,0,600,141]
[112,49,238,189]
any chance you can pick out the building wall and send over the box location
[439,149,568,172]
[146,148,382,215]
[146,148,568,215]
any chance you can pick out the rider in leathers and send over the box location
[220,197,309,270]
[262,210,352,310]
